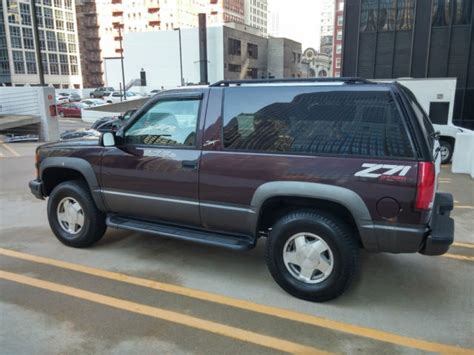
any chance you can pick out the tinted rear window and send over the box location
[222,87,414,158]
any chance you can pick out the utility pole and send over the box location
[174,28,184,86]
[30,0,45,85]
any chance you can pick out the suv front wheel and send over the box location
[265,210,359,302]
[47,180,107,248]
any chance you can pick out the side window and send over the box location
[125,99,200,147]
[223,87,414,158]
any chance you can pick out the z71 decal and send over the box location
[355,163,411,178]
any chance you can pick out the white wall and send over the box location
[0,87,59,141]
[104,26,224,90]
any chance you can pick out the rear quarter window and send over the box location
[222,86,415,158]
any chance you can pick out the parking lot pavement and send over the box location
[1,143,473,354]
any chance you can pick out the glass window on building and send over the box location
[337,15,343,26]
[59,54,69,75]
[337,30,342,40]
[7,0,20,24]
[57,32,67,52]
[25,51,37,74]
[46,30,56,51]
[49,53,59,74]
[43,0,52,6]
[247,43,258,59]
[22,27,34,49]
[44,7,54,28]
[228,38,241,56]
[12,50,25,74]
[378,0,397,31]
[10,25,22,48]
[41,52,48,74]
[64,0,72,10]
[54,0,62,8]
[433,0,472,26]
[397,0,414,30]
[19,3,31,26]
[70,54,78,75]
[360,0,378,32]
[38,30,46,50]
[35,4,43,28]
[336,44,342,54]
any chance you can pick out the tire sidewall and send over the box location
[440,141,453,164]
[47,183,94,247]
[267,213,356,301]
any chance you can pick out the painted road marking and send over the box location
[0,143,21,157]
[0,270,327,355]
[442,254,474,262]
[454,205,474,210]
[0,248,470,354]
[452,242,474,249]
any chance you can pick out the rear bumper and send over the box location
[362,193,454,255]
[419,192,454,256]
[29,179,45,200]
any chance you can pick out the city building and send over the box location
[207,0,245,25]
[75,0,250,88]
[244,0,267,34]
[104,24,303,89]
[342,0,473,128]
[319,0,334,58]
[302,47,331,77]
[332,0,344,76]
[0,0,82,88]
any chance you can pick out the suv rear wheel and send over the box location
[439,139,453,164]
[47,180,106,248]
[265,210,359,302]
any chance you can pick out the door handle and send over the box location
[182,160,198,169]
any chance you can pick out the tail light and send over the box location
[415,162,436,210]
[35,151,40,178]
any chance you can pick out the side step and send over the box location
[107,215,256,250]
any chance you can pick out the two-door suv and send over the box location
[30,78,454,301]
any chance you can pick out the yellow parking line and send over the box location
[452,242,474,249]
[442,254,474,262]
[0,143,20,157]
[454,205,474,209]
[0,270,326,355]
[0,248,470,354]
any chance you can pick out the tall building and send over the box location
[207,0,244,25]
[332,0,344,76]
[0,0,82,88]
[342,0,473,128]
[76,0,248,88]
[244,0,267,34]
[320,0,334,38]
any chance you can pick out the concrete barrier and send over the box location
[81,98,148,123]
[452,131,474,178]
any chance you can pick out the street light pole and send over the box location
[30,0,45,85]
[118,26,126,100]
[174,28,184,86]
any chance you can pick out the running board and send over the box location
[107,215,256,250]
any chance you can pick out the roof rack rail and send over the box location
[209,77,371,87]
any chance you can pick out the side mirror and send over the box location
[102,132,116,147]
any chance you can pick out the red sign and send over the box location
[48,95,53,100]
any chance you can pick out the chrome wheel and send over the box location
[56,197,85,234]
[283,232,334,284]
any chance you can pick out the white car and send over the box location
[103,91,144,104]
[81,98,106,107]
[56,95,70,104]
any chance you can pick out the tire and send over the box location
[440,140,453,164]
[47,180,106,248]
[265,210,359,302]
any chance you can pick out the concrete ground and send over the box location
[0,136,473,354]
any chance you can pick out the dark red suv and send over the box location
[29,78,454,301]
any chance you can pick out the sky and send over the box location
[267,0,322,51]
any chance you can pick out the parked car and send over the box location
[81,98,106,107]
[60,129,101,140]
[56,92,81,103]
[90,87,114,98]
[103,91,143,104]
[91,109,136,133]
[29,78,454,302]
[57,102,87,118]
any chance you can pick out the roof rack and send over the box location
[209,77,371,87]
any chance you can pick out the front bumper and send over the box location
[419,192,454,256]
[29,179,45,200]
